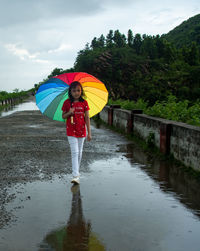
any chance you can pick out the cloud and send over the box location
[0,51,55,92]
[4,43,51,65]
[0,0,137,28]
[47,44,72,54]
[5,43,40,60]
[4,42,73,63]
[0,0,200,92]
[0,0,100,27]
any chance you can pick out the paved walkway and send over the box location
[0,110,200,251]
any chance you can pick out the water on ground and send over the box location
[0,99,200,251]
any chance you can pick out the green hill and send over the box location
[163,14,200,48]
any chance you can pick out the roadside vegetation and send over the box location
[0,89,34,110]
[108,95,200,127]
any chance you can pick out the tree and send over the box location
[140,35,156,59]
[188,42,199,65]
[106,30,114,48]
[98,35,105,48]
[133,33,142,54]
[84,43,90,51]
[127,29,134,47]
[48,68,64,78]
[155,35,165,58]
[13,88,19,93]
[113,30,126,47]
[163,40,175,62]
[91,37,99,49]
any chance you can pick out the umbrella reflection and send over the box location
[40,185,105,251]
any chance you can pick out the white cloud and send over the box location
[5,43,40,60]
[4,43,51,66]
[34,59,50,64]
[48,44,72,54]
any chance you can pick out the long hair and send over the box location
[68,81,85,104]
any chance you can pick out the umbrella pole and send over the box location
[71,101,74,124]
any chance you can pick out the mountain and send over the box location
[163,14,200,48]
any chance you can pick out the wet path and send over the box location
[1,101,200,251]
[0,96,38,118]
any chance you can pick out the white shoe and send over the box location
[71,176,80,185]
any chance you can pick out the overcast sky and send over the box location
[0,0,199,92]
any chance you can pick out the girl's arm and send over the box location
[85,110,91,141]
[62,108,74,119]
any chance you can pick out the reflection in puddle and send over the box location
[122,143,200,218]
[40,185,105,251]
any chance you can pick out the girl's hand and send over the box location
[87,133,92,141]
[62,108,75,119]
[69,108,75,114]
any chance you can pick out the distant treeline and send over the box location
[0,89,33,106]
[74,29,200,105]
[38,29,200,106]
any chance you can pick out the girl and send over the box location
[62,81,91,185]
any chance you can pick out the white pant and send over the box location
[67,136,85,177]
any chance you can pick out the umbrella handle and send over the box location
[70,102,74,124]
[71,116,74,124]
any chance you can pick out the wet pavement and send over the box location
[1,100,200,251]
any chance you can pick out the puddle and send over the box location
[1,156,200,251]
[26,124,41,128]
[122,144,200,218]
[1,105,200,250]
[0,99,38,117]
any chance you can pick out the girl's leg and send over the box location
[77,137,86,168]
[67,136,79,177]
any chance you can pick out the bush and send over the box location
[108,98,148,110]
[108,95,200,127]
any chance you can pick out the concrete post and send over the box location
[160,123,171,154]
[132,109,143,133]
[108,105,121,126]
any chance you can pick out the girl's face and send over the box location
[71,85,82,100]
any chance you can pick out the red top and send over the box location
[62,99,89,137]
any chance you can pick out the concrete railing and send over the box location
[99,105,200,171]
[0,97,21,106]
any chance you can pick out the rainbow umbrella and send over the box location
[35,72,108,122]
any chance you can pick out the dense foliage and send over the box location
[73,27,200,105]
[0,90,29,102]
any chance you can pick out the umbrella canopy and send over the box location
[35,72,108,122]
